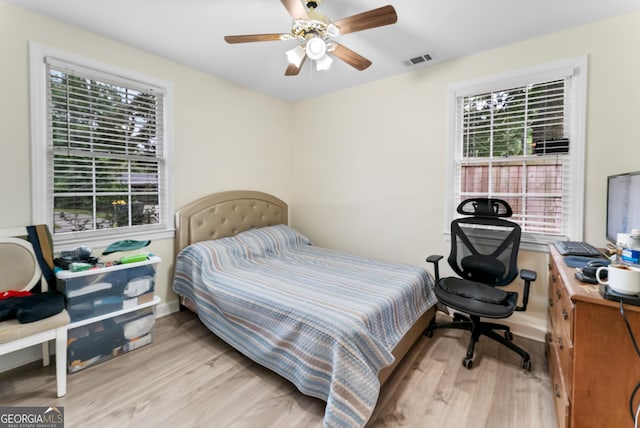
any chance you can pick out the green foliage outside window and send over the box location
[49,69,162,234]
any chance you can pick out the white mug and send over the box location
[597,264,640,295]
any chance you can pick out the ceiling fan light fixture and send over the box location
[225,3,398,77]
[326,23,340,37]
[305,37,327,60]
[315,54,333,71]
[286,45,306,67]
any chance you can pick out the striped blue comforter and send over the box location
[172,225,436,427]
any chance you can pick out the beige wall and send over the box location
[289,11,640,339]
[0,2,293,307]
[2,1,639,341]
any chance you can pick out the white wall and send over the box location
[0,1,293,311]
[1,0,639,354]
[290,11,640,340]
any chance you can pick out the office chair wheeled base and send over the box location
[426,313,531,371]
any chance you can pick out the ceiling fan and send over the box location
[224,0,398,76]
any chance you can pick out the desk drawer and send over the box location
[547,313,573,396]
[546,332,570,428]
[548,265,574,343]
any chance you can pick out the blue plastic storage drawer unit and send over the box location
[67,306,156,373]
[56,256,161,322]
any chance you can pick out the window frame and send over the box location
[29,42,175,249]
[445,56,588,252]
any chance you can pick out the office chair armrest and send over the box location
[520,269,537,282]
[426,255,443,281]
[515,269,537,311]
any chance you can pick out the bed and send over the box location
[172,190,436,427]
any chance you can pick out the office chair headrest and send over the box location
[457,198,513,218]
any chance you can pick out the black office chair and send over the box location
[426,198,536,370]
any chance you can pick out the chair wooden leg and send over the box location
[41,342,50,367]
[55,326,67,397]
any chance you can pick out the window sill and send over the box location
[54,228,175,252]
[443,231,560,254]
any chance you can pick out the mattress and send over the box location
[172,225,436,427]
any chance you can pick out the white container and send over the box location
[597,264,640,295]
[67,305,157,373]
[621,229,640,265]
[56,256,161,321]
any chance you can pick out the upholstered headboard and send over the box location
[174,190,288,255]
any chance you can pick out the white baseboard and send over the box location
[156,299,180,318]
[1,301,544,375]
[504,312,548,343]
[439,309,547,343]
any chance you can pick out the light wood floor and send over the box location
[0,311,556,427]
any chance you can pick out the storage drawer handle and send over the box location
[562,308,569,321]
[548,297,554,307]
[557,337,563,350]
[555,384,561,398]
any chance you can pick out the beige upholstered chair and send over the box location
[0,237,69,397]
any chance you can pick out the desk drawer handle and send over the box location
[557,337,563,350]
[555,384,561,398]
[556,290,561,300]
[548,297,554,307]
[551,274,556,283]
[562,308,569,321]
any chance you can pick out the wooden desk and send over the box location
[547,245,640,428]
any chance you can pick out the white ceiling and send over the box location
[7,0,640,101]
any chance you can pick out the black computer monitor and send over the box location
[606,171,640,243]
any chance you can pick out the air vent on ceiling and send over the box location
[405,53,433,66]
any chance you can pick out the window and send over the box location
[447,57,587,251]
[30,43,174,247]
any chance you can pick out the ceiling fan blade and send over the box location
[285,56,307,76]
[333,5,398,35]
[224,34,286,44]
[281,0,310,20]
[331,43,372,71]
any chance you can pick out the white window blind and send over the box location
[45,57,167,238]
[449,57,588,249]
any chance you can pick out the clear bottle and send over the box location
[621,228,640,265]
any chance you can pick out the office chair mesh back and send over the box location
[427,198,535,370]
[448,207,521,287]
